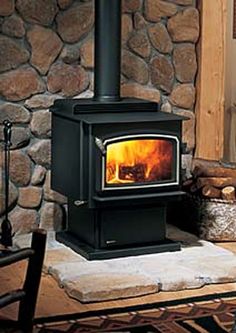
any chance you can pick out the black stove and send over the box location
[50,0,186,260]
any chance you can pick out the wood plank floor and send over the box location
[1,241,236,321]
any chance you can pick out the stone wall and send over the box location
[0,0,199,233]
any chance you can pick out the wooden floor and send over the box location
[1,241,236,321]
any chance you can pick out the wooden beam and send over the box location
[195,0,227,160]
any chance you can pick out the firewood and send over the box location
[202,185,221,198]
[196,177,236,189]
[182,179,193,189]
[192,158,221,172]
[221,186,236,201]
[193,165,236,178]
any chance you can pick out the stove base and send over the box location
[56,231,181,260]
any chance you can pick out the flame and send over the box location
[106,139,173,185]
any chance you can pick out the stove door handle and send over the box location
[95,137,106,155]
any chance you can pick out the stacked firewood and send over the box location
[183,159,236,201]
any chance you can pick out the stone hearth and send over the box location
[15,225,236,303]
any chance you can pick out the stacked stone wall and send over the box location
[0,0,199,233]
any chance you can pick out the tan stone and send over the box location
[47,63,89,97]
[56,3,94,43]
[80,39,94,68]
[0,175,18,216]
[27,139,51,168]
[144,0,177,22]
[0,67,46,101]
[30,110,51,138]
[2,14,25,38]
[0,35,29,73]
[0,103,30,124]
[170,84,195,109]
[0,126,30,149]
[173,44,197,83]
[43,171,67,205]
[148,23,173,54]
[0,0,14,16]
[121,83,160,103]
[122,50,149,84]
[65,274,158,303]
[122,14,133,44]
[167,8,200,42]
[16,0,58,26]
[161,100,172,113]
[27,25,63,75]
[18,186,42,208]
[57,0,73,10]
[168,0,193,4]
[134,12,146,30]
[128,31,151,58]
[40,202,63,231]
[10,151,31,186]
[60,44,80,64]
[122,0,141,13]
[44,248,85,272]
[174,109,195,151]
[150,55,174,93]
[25,94,60,109]
[9,206,39,235]
[31,165,46,186]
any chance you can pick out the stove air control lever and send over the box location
[74,200,87,207]
[95,137,106,155]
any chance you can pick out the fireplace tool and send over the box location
[0,120,14,248]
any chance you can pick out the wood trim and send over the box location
[233,0,236,38]
[195,0,227,160]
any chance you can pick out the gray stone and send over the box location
[173,108,195,151]
[0,35,29,73]
[60,44,80,64]
[40,202,63,231]
[161,100,172,113]
[31,165,46,185]
[57,0,73,10]
[0,103,30,124]
[43,171,67,204]
[30,110,51,138]
[0,0,14,16]
[2,14,25,38]
[27,139,51,168]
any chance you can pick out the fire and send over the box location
[106,139,173,185]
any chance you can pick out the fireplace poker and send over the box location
[1,120,13,247]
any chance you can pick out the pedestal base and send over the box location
[56,231,181,260]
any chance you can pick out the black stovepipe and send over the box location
[1,120,13,247]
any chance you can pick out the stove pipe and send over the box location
[94,0,121,102]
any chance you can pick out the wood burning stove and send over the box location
[50,0,186,259]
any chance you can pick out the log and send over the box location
[221,186,236,201]
[192,158,221,172]
[182,179,194,189]
[202,185,221,198]
[196,177,236,189]
[193,165,236,178]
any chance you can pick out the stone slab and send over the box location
[14,225,236,303]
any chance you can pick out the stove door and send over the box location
[96,134,180,193]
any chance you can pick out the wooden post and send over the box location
[195,0,227,160]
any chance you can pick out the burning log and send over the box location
[202,185,221,198]
[221,186,235,201]
[119,163,146,182]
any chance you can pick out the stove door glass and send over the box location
[103,135,179,190]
